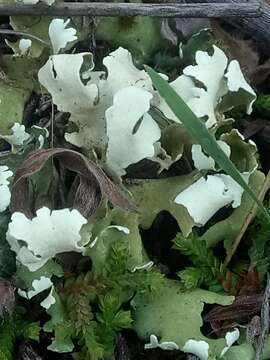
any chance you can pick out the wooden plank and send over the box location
[0,1,261,17]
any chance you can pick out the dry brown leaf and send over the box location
[211,20,270,86]
[204,294,262,323]
[68,175,102,218]
[10,148,135,218]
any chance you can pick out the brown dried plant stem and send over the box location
[0,2,261,17]
[0,29,49,46]
[223,170,270,269]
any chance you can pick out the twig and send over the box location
[0,2,261,17]
[223,170,270,268]
[0,29,50,46]
[255,273,270,360]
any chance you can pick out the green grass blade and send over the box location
[145,65,270,222]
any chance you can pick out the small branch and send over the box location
[0,1,261,17]
[256,274,270,360]
[223,170,270,269]
[0,29,50,46]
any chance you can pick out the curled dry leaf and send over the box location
[211,20,270,86]
[10,148,135,218]
[203,294,262,332]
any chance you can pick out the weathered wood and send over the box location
[230,2,270,54]
[196,0,270,54]
[0,1,261,17]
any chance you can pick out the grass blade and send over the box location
[145,65,270,222]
